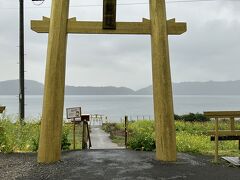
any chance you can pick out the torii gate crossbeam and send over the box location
[31,17,186,35]
[32,0,187,163]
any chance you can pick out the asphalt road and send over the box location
[0,128,239,179]
[0,150,239,180]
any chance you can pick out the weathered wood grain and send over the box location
[150,0,176,161]
[31,17,186,35]
[37,0,69,163]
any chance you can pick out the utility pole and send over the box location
[19,0,25,121]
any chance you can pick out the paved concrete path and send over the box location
[90,126,123,149]
[1,150,239,180]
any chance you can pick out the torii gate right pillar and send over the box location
[150,0,176,161]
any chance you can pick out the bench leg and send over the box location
[215,136,219,162]
[239,140,240,150]
[214,118,219,163]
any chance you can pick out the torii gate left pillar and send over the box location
[32,0,186,163]
[37,0,69,163]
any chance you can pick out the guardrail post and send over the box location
[82,121,88,149]
[214,117,219,163]
[125,115,128,148]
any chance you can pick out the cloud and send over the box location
[167,1,240,82]
[0,1,240,89]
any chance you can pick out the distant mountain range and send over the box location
[138,80,240,95]
[1,79,240,95]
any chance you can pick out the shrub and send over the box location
[179,113,209,122]
[30,123,71,151]
[102,123,119,133]
[176,132,211,153]
[30,135,39,152]
[0,118,72,152]
[0,126,6,151]
[174,114,182,120]
[0,118,39,152]
[128,120,155,151]
[123,119,239,155]
[61,125,71,150]
[175,121,213,135]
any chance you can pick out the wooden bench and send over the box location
[0,106,6,114]
[204,111,240,162]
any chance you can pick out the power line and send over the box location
[0,0,240,10]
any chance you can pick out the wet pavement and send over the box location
[90,126,123,149]
[0,149,239,180]
[0,127,239,179]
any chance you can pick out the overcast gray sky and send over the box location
[0,0,240,90]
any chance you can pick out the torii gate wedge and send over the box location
[31,0,186,163]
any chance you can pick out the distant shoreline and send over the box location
[2,95,240,119]
[3,79,240,95]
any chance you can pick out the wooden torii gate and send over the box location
[31,0,187,163]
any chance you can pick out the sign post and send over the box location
[124,115,128,149]
[66,107,81,150]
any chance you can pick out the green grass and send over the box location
[67,123,83,150]
[0,117,79,153]
[175,121,240,156]
[1,115,239,156]
[102,120,240,156]
[0,118,40,152]
[102,123,126,146]
[111,136,125,146]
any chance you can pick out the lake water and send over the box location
[1,95,240,121]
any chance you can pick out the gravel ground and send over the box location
[0,150,239,180]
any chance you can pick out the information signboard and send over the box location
[66,107,81,119]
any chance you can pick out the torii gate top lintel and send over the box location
[31,0,186,35]
[31,17,186,35]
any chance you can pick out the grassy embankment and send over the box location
[1,113,240,156]
[0,116,83,153]
[102,115,240,156]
